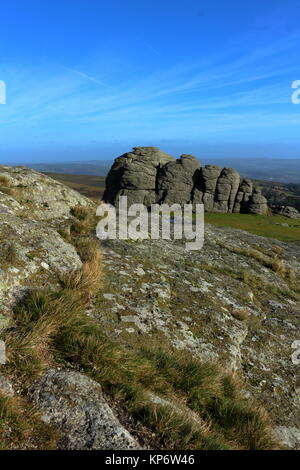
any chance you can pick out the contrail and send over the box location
[62,66,106,86]
[141,40,161,56]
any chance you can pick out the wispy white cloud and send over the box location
[62,66,107,87]
[0,29,299,146]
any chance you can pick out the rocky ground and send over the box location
[0,165,299,450]
[95,228,300,447]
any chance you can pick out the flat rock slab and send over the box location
[29,369,141,450]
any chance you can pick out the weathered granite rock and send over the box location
[271,205,300,219]
[103,147,269,214]
[0,165,93,221]
[157,154,200,204]
[213,168,240,213]
[98,226,300,447]
[0,167,94,313]
[274,426,300,450]
[103,147,174,206]
[248,188,269,215]
[29,369,141,450]
[194,165,222,211]
[233,179,253,213]
[0,374,14,396]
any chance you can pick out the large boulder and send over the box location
[213,168,240,213]
[271,205,300,219]
[248,188,269,215]
[0,165,93,221]
[193,165,222,211]
[103,147,271,215]
[103,147,174,206]
[233,179,253,213]
[29,369,141,450]
[157,154,200,204]
[0,166,94,313]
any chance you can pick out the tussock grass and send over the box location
[286,267,298,286]
[217,241,299,289]
[0,393,57,450]
[59,245,103,298]
[0,241,19,264]
[5,272,277,449]
[0,175,15,196]
[231,309,250,322]
[1,204,279,450]
[272,245,283,256]
[217,241,275,269]
[271,256,286,275]
[5,242,103,381]
[71,204,91,220]
[70,204,98,236]
[0,175,10,187]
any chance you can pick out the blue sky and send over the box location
[0,0,300,163]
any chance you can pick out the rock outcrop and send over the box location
[0,165,93,314]
[157,154,200,205]
[29,369,141,450]
[271,205,300,219]
[103,147,268,215]
[104,147,174,207]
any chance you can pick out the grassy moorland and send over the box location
[44,172,106,201]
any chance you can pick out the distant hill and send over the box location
[31,160,112,176]
[44,172,106,200]
[207,158,300,184]
[29,157,300,183]
[257,180,300,212]
[45,170,300,214]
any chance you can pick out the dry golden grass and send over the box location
[0,393,58,450]
[271,257,286,275]
[286,267,297,285]
[272,245,284,256]
[5,235,103,381]
[60,245,103,298]
[0,242,18,264]
[70,204,91,220]
[70,204,99,236]
[0,175,10,187]
[231,309,250,322]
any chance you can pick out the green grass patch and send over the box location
[0,393,58,450]
[204,213,300,243]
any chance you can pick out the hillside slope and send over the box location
[0,166,299,450]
